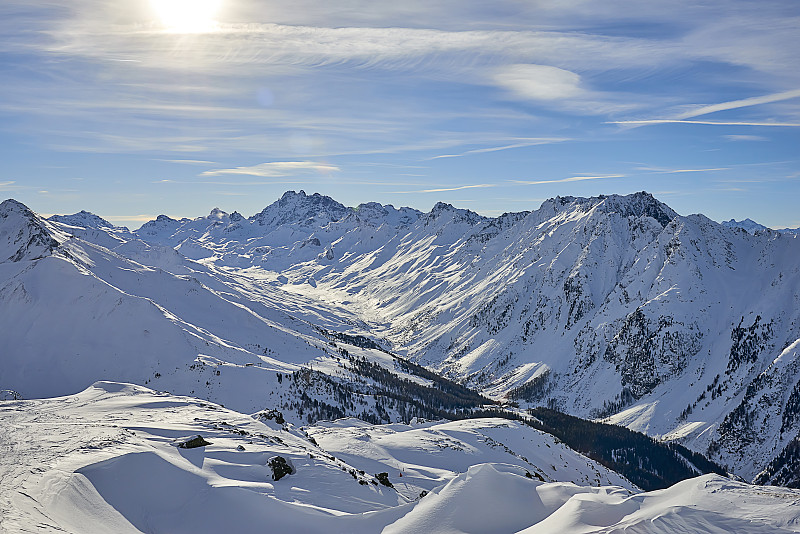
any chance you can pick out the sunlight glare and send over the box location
[151,0,222,33]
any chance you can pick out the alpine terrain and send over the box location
[2,191,800,533]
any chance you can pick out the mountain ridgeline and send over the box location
[1,190,799,487]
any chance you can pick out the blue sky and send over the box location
[1,0,799,229]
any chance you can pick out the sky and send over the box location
[1,0,799,229]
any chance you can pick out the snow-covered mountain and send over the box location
[721,217,768,234]
[1,198,485,430]
[5,191,800,483]
[2,383,798,534]
[722,217,800,236]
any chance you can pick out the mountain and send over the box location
[0,199,67,262]
[211,190,794,481]
[777,227,800,235]
[6,191,800,484]
[1,382,797,534]
[721,217,800,236]
[47,209,134,249]
[721,217,768,234]
[2,198,494,429]
[48,210,118,230]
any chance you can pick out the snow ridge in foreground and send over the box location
[2,383,799,534]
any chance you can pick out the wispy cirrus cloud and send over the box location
[611,119,800,127]
[674,89,800,120]
[611,89,800,128]
[724,134,768,142]
[636,167,729,174]
[392,184,496,194]
[200,161,340,177]
[3,0,800,229]
[512,174,625,186]
[428,138,569,160]
[160,159,218,165]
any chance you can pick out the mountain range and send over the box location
[2,190,800,488]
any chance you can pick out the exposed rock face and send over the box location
[255,409,286,426]
[268,455,295,481]
[374,472,393,488]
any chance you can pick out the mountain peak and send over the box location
[0,198,64,262]
[545,191,677,227]
[346,202,422,228]
[0,198,31,214]
[722,218,768,234]
[134,214,181,235]
[432,201,455,212]
[424,201,485,226]
[280,190,306,201]
[599,191,677,227]
[208,207,228,219]
[48,210,117,230]
[252,191,349,228]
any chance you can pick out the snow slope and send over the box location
[113,190,800,480]
[306,417,633,494]
[1,383,798,534]
[1,198,478,428]
[8,190,800,480]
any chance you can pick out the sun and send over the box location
[150,0,222,33]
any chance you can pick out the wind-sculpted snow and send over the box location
[306,417,634,492]
[2,384,798,534]
[6,190,800,482]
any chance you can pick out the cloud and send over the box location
[493,64,584,101]
[428,138,569,159]
[392,184,496,194]
[490,64,649,116]
[102,214,160,222]
[512,174,625,186]
[4,0,800,201]
[609,119,800,127]
[160,159,218,165]
[39,21,683,74]
[724,134,768,142]
[611,89,800,129]
[674,89,800,120]
[201,161,340,177]
[636,167,729,174]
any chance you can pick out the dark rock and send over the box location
[268,456,295,481]
[176,435,211,449]
[375,472,393,488]
[256,408,285,425]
